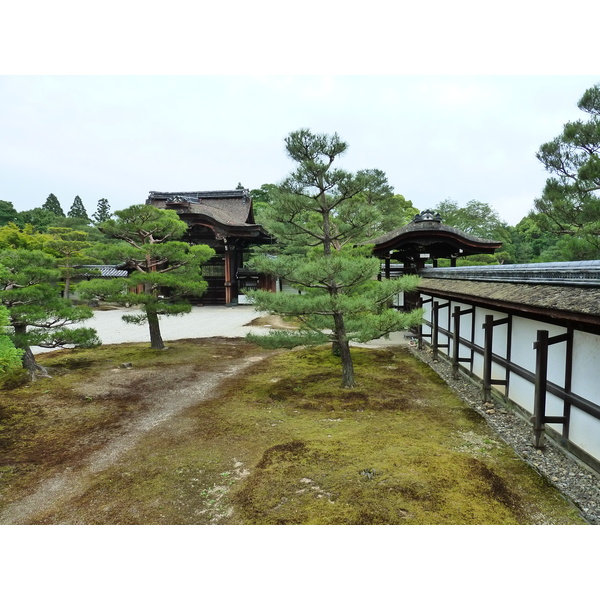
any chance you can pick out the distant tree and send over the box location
[509,214,557,263]
[0,248,100,378]
[16,207,58,231]
[434,199,507,239]
[246,129,422,388]
[532,83,600,257]
[539,236,600,262]
[67,196,90,222]
[351,169,418,240]
[77,205,215,350]
[92,198,112,223]
[41,193,65,217]
[0,200,19,227]
[433,198,512,264]
[44,227,94,298]
[250,184,279,223]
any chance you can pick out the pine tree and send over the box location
[247,129,423,388]
[77,205,215,349]
[67,196,90,222]
[0,248,100,378]
[42,193,65,217]
[533,83,600,256]
[92,198,112,223]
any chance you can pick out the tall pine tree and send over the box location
[67,196,90,222]
[92,198,112,223]
[42,193,65,217]
[247,129,422,388]
[77,205,215,349]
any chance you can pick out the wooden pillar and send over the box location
[533,330,549,448]
[532,330,569,448]
[432,301,439,360]
[224,247,232,305]
[481,315,509,403]
[452,306,461,379]
[452,306,474,379]
[482,315,494,402]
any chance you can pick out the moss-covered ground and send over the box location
[0,340,586,524]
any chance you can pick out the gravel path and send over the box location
[0,354,268,525]
[33,305,270,354]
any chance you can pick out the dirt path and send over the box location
[0,355,267,525]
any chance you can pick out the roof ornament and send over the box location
[413,209,442,223]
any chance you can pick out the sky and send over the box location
[1,74,598,226]
[1,2,598,229]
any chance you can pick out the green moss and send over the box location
[0,342,587,525]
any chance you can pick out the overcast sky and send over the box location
[2,75,598,226]
[1,4,598,227]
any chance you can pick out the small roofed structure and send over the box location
[366,209,503,276]
[146,189,273,304]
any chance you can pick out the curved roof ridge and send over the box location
[365,219,501,246]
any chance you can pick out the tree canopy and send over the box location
[44,227,95,298]
[0,200,19,227]
[0,305,22,375]
[0,248,100,377]
[92,198,112,223]
[532,82,600,258]
[67,195,90,222]
[77,205,215,349]
[41,193,65,217]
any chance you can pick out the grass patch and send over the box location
[0,342,586,524]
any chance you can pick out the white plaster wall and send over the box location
[572,330,600,405]
[472,352,484,380]
[418,291,600,468]
[473,307,508,349]
[508,374,536,413]
[569,407,600,459]
[545,392,565,435]
[510,316,543,374]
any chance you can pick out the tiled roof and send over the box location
[146,190,254,226]
[75,265,129,278]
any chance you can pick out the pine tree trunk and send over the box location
[147,309,164,350]
[64,276,71,298]
[14,324,50,379]
[333,312,355,388]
